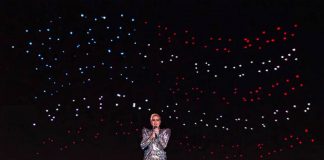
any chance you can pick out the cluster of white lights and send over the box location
[192,48,298,79]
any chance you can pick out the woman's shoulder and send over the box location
[142,127,150,131]
[142,127,170,132]
[162,128,171,133]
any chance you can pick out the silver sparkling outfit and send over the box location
[140,127,171,160]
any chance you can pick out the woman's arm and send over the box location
[140,128,153,150]
[156,128,171,149]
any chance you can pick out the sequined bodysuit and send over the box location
[140,127,171,160]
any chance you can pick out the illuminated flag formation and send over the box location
[7,3,322,159]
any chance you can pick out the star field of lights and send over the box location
[2,0,324,159]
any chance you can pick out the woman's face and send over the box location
[150,115,161,128]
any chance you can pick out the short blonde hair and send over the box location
[150,113,161,121]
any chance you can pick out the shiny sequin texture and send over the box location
[141,128,171,160]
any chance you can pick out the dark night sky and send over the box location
[1,0,324,159]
